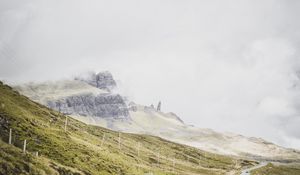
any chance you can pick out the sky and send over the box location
[1,0,300,148]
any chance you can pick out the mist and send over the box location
[1,0,300,148]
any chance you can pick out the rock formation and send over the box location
[75,71,117,92]
[157,101,161,111]
[47,93,129,119]
[17,71,130,121]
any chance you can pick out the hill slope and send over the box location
[123,104,300,160]
[251,163,300,175]
[0,81,257,175]
[15,78,300,161]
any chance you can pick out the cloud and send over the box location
[0,0,300,148]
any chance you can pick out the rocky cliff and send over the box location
[15,72,130,121]
[47,93,129,119]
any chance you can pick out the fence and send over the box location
[1,115,238,175]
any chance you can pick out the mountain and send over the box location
[14,72,300,161]
[0,81,256,175]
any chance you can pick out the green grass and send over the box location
[0,81,256,175]
[251,163,300,175]
[0,139,53,175]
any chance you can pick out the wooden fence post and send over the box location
[101,133,106,147]
[64,116,68,132]
[172,158,175,173]
[8,128,12,144]
[157,151,160,167]
[137,142,140,157]
[23,139,27,153]
[118,132,121,150]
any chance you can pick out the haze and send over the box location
[1,0,300,149]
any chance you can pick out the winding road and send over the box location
[240,162,268,175]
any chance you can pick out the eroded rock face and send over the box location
[75,71,117,91]
[14,71,131,120]
[49,72,130,120]
[47,93,129,119]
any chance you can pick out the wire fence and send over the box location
[0,112,237,175]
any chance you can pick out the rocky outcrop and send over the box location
[157,101,161,111]
[75,71,117,91]
[16,71,130,121]
[128,102,138,112]
[47,93,130,120]
[47,71,130,120]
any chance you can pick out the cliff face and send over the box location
[47,93,129,119]
[15,72,130,120]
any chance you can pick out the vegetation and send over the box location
[0,81,256,175]
[251,163,300,175]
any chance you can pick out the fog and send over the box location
[1,0,300,148]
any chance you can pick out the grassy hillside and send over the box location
[0,81,256,175]
[251,163,300,175]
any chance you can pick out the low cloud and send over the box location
[0,0,300,148]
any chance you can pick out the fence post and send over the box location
[118,132,121,150]
[64,116,68,132]
[157,151,160,167]
[137,142,140,157]
[8,128,12,144]
[172,158,175,173]
[101,133,106,147]
[23,139,27,153]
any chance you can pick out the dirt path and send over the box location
[240,162,268,175]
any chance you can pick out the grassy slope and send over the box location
[251,163,300,175]
[0,81,256,175]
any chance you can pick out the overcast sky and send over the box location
[1,0,300,148]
